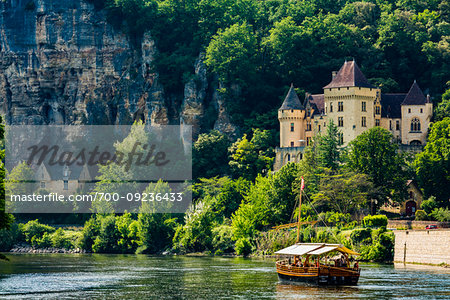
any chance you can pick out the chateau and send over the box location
[274,60,433,171]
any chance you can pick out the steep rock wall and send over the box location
[0,0,239,138]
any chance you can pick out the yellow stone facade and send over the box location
[274,61,433,171]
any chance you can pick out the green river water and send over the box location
[0,254,449,299]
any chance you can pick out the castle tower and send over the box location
[400,81,432,145]
[278,84,305,148]
[323,60,380,145]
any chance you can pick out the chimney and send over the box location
[332,71,337,79]
[426,94,431,103]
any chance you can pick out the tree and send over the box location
[228,134,273,181]
[0,115,11,235]
[347,127,407,206]
[205,22,257,82]
[414,118,450,207]
[434,89,450,122]
[193,130,230,179]
[312,169,375,215]
[317,120,342,170]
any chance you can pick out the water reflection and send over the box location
[0,255,449,299]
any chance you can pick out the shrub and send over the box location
[31,232,52,248]
[21,220,55,243]
[235,237,252,257]
[79,217,99,252]
[414,210,428,221]
[51,228,73,249]
[350,228,372,244]
[363,215,388,228]
[430,207,450,222]
[421,196,437,214]
[0,223,22,251]
[212,224,234,254]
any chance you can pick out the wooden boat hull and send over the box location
[276,264,360,285]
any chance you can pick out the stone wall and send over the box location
[393,230,450,265]
[388,220,450,229]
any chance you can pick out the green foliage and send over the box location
[211,224,234,254]
[235,237,252,256]
[318,211,352,227]
[421,196,438,214]
[21,220,56,243]
[172,202,215,252]
[360,229,394,262]
[31,232,52,248]
[317,120,342,170]
[350,228,372,245]
[434,89,450,121]
[347,127,407,206]
[414,118,450,207]
[362,215,388,228]
[206,22,257,83]
[414,209,428,221]
[430,207,450,222]
[312,169,374,215]
[79,217,100,252]
[193,130,231,179]
[0,223,21,251]
[228,134,273,181]
[92,215,119,253]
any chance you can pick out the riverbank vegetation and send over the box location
[1,0,449,261]
[2,118,449,262]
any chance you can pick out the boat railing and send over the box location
[276,261,319,274]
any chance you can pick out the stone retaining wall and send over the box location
[393,230,450,265]
[388,220,450,230]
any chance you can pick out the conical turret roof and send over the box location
[279,84,304,110]
[402,81,426,105]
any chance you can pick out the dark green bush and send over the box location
[235,237,252,257]
[350,228,372,244]
[0,223,21,251]
[21,220,55,243]
[363,215,388,228]
[414,210,428,221]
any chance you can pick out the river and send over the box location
[0,254,449,299]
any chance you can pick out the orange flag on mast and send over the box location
[301,176,305,190]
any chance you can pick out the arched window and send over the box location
[410,118,421,132]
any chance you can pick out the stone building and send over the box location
[274,60,433,171]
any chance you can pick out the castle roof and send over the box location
[324,61,375,89]
[306,94,324,115]
[380,94,406,119]
[402,81,427,105]
[280,84,304,110]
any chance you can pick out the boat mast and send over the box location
[296,177,304,243]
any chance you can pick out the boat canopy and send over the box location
[275,243,360,256]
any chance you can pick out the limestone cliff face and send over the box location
[0,0,239,139]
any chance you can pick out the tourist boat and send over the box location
[275,243,361,285]
[274,177,361,285]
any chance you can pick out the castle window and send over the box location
[375,106,380,115]
[290,123,294,132]
[420,108,423,113]
[318,125,321,132]
[339,133,344,145]
[375,119,380,126]
[362,101,366,112]
[410,118,421,132]
[40,181,45,188]
[408,108,411,113]
[330,102,333,112]
[291,141,294,147]
[362,116,367,127]
[396,120,400,130]
[306,137,311,146]
[338,117,343,127]
[64,180,68,190]
[390,120,392,130]
[306,121,311,131]
[338,102,343,112]
[287,154,291,162]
